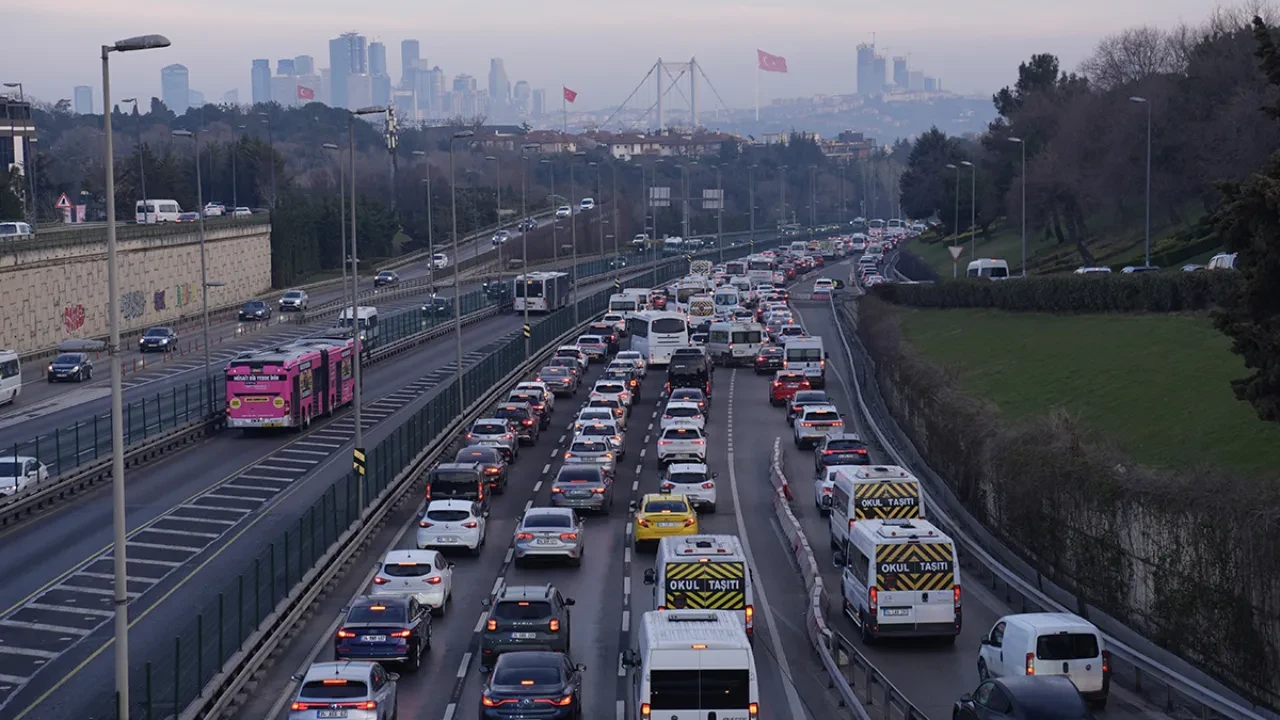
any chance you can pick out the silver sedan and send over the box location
[550,466,615,514]
[562,437,617,475]
[513,507,585,567]
[462,419,519,461]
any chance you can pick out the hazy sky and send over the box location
[7,0,1219,111]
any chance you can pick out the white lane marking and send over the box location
[491,577,504,596]
[639,449,646,458]
[624,548,632,563]
[442,703,456,720]
[524,500,533,513]
[725,369,810,720]
[631,480,639,492]
[634,464,642,475]
[504,548,513,565]
[0,646,57,659]
[558,434,566,443]
[643,435,650,444]
[625,523,633,537]
[533,480,543,492]
[647,422,653,430]
[0,620,90,636]
[473,615,486,633]
[456,651,472,678]
[25,602,115,618]
[623,576,631,598]
[617,698,626,716]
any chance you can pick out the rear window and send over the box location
[643,500,690,513]
[595,384,625,394]
[665,406,700,417]
[494,407,529,420]
[382,562,431,577]
[805,410,840,422]
[570,441,608,453]
[347,604,408,623]
[492,601,552,620]
[300,680,368,699]
[542,367,570,376]
[494,666,561,687]
[473,422,507,434]
[1036,633,1101,660]
[825,438,863,451]
[456,448,499,463]
[556,467,602,483]
[523,514,571,529]
[578,336,603,344]
[579,425,614,437]
[731,331,762,343]
[651,318,687,334]
[667,472,706,485]
[670,390,704,401]
[662,428,703,440]
[426,509,471,522]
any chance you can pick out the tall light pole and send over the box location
[231,124,245,209]
[171,129,215,407]
[520,143,540,357]
[1008,137,1027,277]
[102,33,171,719]
[960,160,975,262]
[121,98,148,223]
[589,161,604,258]
[485,155,502,275]
[540,158,558,267]
[449,130,475,414]
[257,111,277,209]
[348,105,387,513]
[779,164,788,231]
[715,163,725,263]
[809,166,817,227]
[839,161,847,225]
[610,161,619,267]
[568,151,587,325]
[748,164,757,252]
[323,143,348,292]
[411,150,435,289]
[1130,96,1152,268]
[945,162,961,278]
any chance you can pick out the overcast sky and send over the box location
[7,0,1220,110]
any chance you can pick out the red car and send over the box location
[770,370,811,406]
[812,255,825,267]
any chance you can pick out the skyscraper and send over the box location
[161,64,190,115]
[329,32,366,109]
[278,58,296,76]
[222,89,240,105]
[872,55,887,95]
[856,44,876,97]
[348,74,374,109]
[908,70,924,92]
[188,89,205,108]
[73,86,93,115]
[400,40,420,89]
[513,80,531,115]
[488,58,510,114]
[923,77,937,92]
[892,57,908,90]
[372,73,392,108]
[454,73,477,93]
[294,55,315,76]
[531,88,545,118]
[251,59,271,104]
[369,42,387,78]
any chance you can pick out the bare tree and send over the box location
[1079,26,1178,91]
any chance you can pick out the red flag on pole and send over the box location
[757,49,788,73]
[296,85,315,100]
[563,87,578,103]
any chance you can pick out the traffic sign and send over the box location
[948,245,964,261]
[55,193,71,209]
[522,324,531,338]
[353,448,366,476]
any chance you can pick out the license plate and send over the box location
[511,632,536,639]
[360,634,387,642]
[317,712,348,719]
[435,536,456,543]
[658,522,681,528]
[570,491,591,498]
[881,608,910,617]
[535,539,558,545]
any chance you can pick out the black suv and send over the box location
[238,300,271,321]
[492,402,540,445]
[479,585,575,671]
[814,433,871,473]
[426,462,490,513]
[454,446,508,495]
[507,390,551,430]
[374,270,400,287]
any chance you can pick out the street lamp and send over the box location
[231,124,246,209]
[588,161,604,259]
[749,164,758,252]
[348,105,387,512]
[322,143,348,292]
[171,129,215,407]
[809,166,817,227]
[568,151,587,325]
[1130,96,1152,268]
[485,155,502,275]
[539,158,558,266]
[101,33,171,720]
[121,98,147,223]
[945,163,961,278]
[715,164,725,263]
[411,151,437,289]
[779,164,788,232]
[960,160,975,262]
[449,129,475,414]
[1008,137,1027,277]
[520,143,540,357]
[256,111,277,209]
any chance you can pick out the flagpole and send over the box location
[563,88,567,133]
[755,66,759,122]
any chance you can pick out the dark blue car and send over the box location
[480,651,583,719]
[334,595,432,671]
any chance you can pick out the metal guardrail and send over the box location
[825,293,1266,720]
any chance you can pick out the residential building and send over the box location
[278,58,296,76]
[294,55,315,75]
[400,39,420,88]
[251,59,271,104]
[821,130,876,160]
[73,86,93,115]
[521,130,577,153]
[161,63,190,115]
[892,57,908,90]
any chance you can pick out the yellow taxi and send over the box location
[631,493,698,551]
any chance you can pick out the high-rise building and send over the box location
[892,57,908,90]
[348,73,374,109]
[453,73,476,94]
[278,58,296,76]
[319,68,332,105]
[400,40,420,88]
[349,34,368,74]
[294,55,315,76]
[513,80,531,114]
[369,42,387,78]
[923,76,937,92]
[251,59,272,104]
[73,86,93,115]
[488,58,510,115]
[391,90,417,122]
[372,73,392,108]
[531,88,545,118]
[872,55,887,96]
[856,44,876,97]
[188,89,205,108]
[161,64,190,115]
[328,32,366,109]
[222,89,240,105]
[908,70,924,92]
[271,76,298,108]
[425,66,445,116]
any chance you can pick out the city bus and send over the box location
[746,255,776,286]
[225,335,356,430]
[724,260,748,278]
[626,310,690,366]
[668,277,713,314]
[514,271,571,312]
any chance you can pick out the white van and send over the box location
[645,535,755,639]
[783,336,826,388]
[623,610,759,719]
[838,518,961,644]
[662,236,686,256]
[135,199,182,223]
[978,613,1111,708]
[0,222,34,240]
[707,321,764,367]
[0,351,21,406]
[712,286,740,318]
[825,465,923,542]
[966,258,1010,279]
[337,306,380,348]
[1207,252,1237,270]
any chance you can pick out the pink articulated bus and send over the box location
[225,335,356,430]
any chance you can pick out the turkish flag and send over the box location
[757,49,788,73]
[297,85,315,100]
[563,86,578,103]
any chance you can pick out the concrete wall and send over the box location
[0,219,273,353]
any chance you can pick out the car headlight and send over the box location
[71,366,80,372]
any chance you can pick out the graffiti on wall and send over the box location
[175,282,195,309]
[121,290,145,320]
[62,304,86,334]
[154,289,167,312]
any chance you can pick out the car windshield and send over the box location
[494,666,561,687]
[284,291,303,298]
[346,604,408,623]
[53,354,80,364]
[299,680,368,700]
[473,422,507,435]
[523,513,572,529]
[667,472,706,485]
[492,601,552,620]
[144,328,171,337]
[643,500,689,513]
[378,272,393,278]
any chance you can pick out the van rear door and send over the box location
[1034,631,1105,693]
[875,541,955,628]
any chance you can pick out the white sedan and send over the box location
[660,401,706,432]
[416,500,487,554]
[554,346,590,370]
[370,549,454,616]
[555,205,573,218]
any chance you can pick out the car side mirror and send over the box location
[27,470,38,479]
[825,351,830,359]
[832,549,846,567]
[621,649,639,668]
[387,673,401,682]
[290,673,305,683]
[980,637,992,646]
[481,597,492,608]
[959,693,973,704]
[820,495,833,509]
[643,568,656,585]
[483,510,491,518]
[564,598,576,606]
[711,472,719,479]
[447,561,456,569]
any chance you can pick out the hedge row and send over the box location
[852,296,1280,709]
[870,271,1238,314]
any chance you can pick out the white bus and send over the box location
[337,306,380,348]
[135,199,182,224]
[624,610,759,720]
[724,260,748,278]
[0,351,21,406]
[626,311,689,366]
[668,277,712,314]
[514,271,571,312]
[745,255,775,286]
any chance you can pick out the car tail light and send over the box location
[482,696,498,707]
[462,521,478,528]
[869,587,878,613]
[658,440,671,446]
[800,422,813,427]
[551,487,564,494]
[487,619,497,631]
[954,585,962,611]
[485,467,500,475]
[855,449,868,455]
[1102,649,1111,673]
[691,439,705,445]
[1025,652,1036,675]
[549,619,561,632]
[750,701,759,718]
[641,702,651,718]
[683,517,696,527]
[373,577,389,585]
[701,482,715,489]
[637,517,650,527]
[555,694,574,706]
[391,629,412,638]
[564,452,573,459]
[517,532,534,540]
[425,576,442,585]
[419,520,433,528]
[336,629,356,639]
[522,419,533,426]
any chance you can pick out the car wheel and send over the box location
[860,612,877,645]
[705,503,716,514]
[431,602,445,618]
[1090,697,1108,711]
[570,553,582,568]
[977,658,990,681]
[405,642,421,671]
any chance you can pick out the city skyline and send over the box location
[4,0,1213,112]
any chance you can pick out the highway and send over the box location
[234,325,848,720]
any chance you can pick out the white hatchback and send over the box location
[554,346,589,370]
[370,549,454,616]
[660,401,706,432]
[416,500,487,553]
[656,423,707,467]
[660,463,717,512]
[592,380,632,409]
[615,351,647,377]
